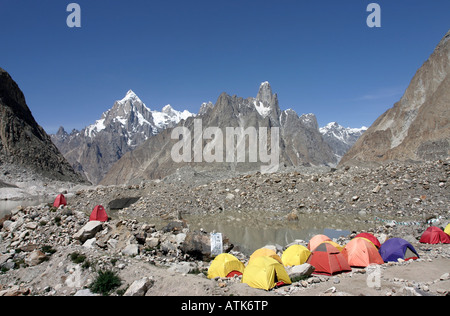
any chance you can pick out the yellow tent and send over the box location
[249,248,283,265]
[207,253,245,279]
[281,245,311,267]
[242,256,292,291]
[445,224,450,236]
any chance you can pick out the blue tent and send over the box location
[379,238,419,262]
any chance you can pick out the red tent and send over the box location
[307,243,351,276]
[354,233,381,249]
[89,205,108,222]
[420,227,450,244]
[53,194,67,208]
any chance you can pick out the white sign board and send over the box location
[210,233,223,256]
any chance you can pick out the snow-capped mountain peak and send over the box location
[162,104,174,114]
[120,89,142,104]
[51,90,195,184]
[153,104,194,129]
[319,122,367,161]
[319,122,368,140]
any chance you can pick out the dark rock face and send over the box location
[340,30,450,166]
[0,68,86,183]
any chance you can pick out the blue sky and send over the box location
[0,0,449,133]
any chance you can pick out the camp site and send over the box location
[0,190,449,297]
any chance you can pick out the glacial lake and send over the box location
[185,210,370,255]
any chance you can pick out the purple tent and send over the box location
[379,238,419,262]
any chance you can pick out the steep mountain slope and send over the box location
[340,30,450,166]
[0,67,86,183]
[101,82,337,185]
[51,90,194,184]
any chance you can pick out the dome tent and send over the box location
[354,233,381,249]
[420,227,450,244]
[282,245,311,267]
[242,256,291,291]
[308,235,332,251]
[379,238,419,262]
[342,238,384,268]
[207,253,245,279]
[323,241,344,252]
[53,194,67,208]
[249,248,283,265]
[306,243,351,276]
[89,205,108,222]
[445,224,450,236]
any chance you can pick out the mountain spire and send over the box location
[256,81,274,104]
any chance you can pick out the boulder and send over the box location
[73,221,103,243]
[145,237,160,248]
[2,220,17,232]
[123,277,154,296]
[107,238,119,250]
[287,212,299,221]
[162,220,188,234]
[0,214,12,229]
[287,263,315,280]
[25,222,38,230]
[167,262,196,275]
[25,250,47,266]
[83,238,97,249]
[0,286,30,296]
[122,244,139,257]
[181,231,233,261]
[74,289,99,296]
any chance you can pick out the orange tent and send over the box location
[342,238,384,268]
[308,235,332,251]
[89,205,108,222]
[53,194,67,208]
[306,243,351,276]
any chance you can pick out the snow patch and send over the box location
[253,100,271,118]
[85,118,106,138]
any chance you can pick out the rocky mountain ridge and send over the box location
[100,82,340,185]
[52,82,367,185]
[340,29,450,166]
[51,90,194,184]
